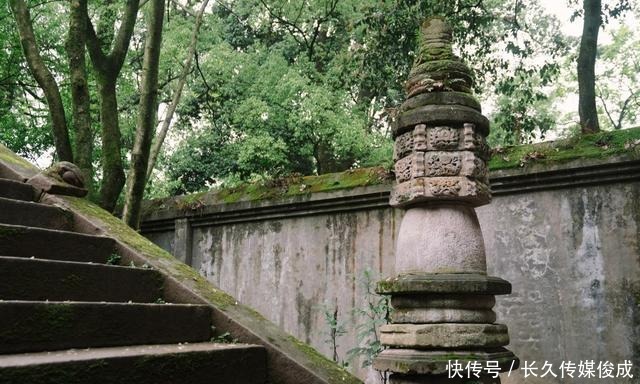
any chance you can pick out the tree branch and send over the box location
[9,0,73,161]
[169,0,197,17]
[259,0,310,49]
[147,0,211,179]
[596,86,617,129]
[109,0,141,70]
[83,9,108,72]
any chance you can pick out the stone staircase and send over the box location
[0,178,266,383]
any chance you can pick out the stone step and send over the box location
[0,224,115,263]
[0,301,212,354]
[0,256,164,303]
[0,178,37,201]
[0,342,267,384]
[0,197,73,230]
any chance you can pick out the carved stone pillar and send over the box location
[373,18,519,384]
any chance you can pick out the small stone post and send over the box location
[373,18,518,384]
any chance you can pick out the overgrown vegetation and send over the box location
[142,127,640,214]
[489,125,640,170]
[144,167,392,212]
[6,0,637,208]
[106,254,122,266]
[320,270,391,383]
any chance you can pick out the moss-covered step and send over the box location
[0,256,164,303]
[0,301,212,354]
[0,342,266,384]
[0,197,73,231]
[0,223,115,263]
[0,178,38,201]
[53,193,362,384]
[0,144,39,182]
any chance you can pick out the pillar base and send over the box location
[374,348,519,375]
[377,273,512,296]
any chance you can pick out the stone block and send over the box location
[393,124,489,161]
[399,92,481,114]
[394,151,487,183]
[393,206,488,274]
[393,105,490,138]
[380,323,509,349]
[390,176,491,207]
[376,273,512,296]
[373,348,519,376]
[392,308,496,324]
[391,294,495,310]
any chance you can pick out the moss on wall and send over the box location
[144,127,640,215]
[145,167,392,213]
[489,126,640,170]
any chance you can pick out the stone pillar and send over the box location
[373,18,518,384]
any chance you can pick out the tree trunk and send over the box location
[123,0,165,228]
[10,0,74,162]
[146,0,210,180]
[98,78,126,212]
[577,0,601,134]
[84,0,140,211]
[67,0,94,192]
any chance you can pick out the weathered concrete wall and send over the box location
[141,156,640,383]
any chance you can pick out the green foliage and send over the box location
[490,72,558,146]
[4,0,635,201]
[0,3,57,161]
[106,253,122,265]
[596,24,640,130]
[347,270,390,383]
[211,331,237,343]
[320,304,347,365]
[156,0,573,194]
[489,125,640,170]
[161,17,391,194]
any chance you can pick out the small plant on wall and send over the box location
[320,304,347,365]
[347,269,392,384]
[320,270,392,382]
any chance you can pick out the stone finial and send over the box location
[421,18,452,45]
[407,18,474,98]
[373,17,518,384]
[27,161,88,197]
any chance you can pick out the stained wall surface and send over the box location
[142,157,640,383]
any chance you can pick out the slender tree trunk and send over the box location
[123,0,165,228]
[67,0,94,192]
[84,0,140,211]
[10,0,73,162]
[577,0,601,134]
[98,78,126,212]
[146,0,210,180]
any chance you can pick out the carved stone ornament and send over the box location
[374,17,518,384]
[27,161,88,197]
